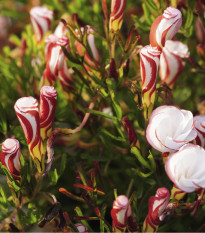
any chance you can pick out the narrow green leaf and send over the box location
[100,128,126,142]
[86,109,117,120]
[131,147,151,170]
[74,207,94,232]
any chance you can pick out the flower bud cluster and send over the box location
[13,86,57,173]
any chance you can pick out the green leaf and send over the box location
[184,8,194,29]
[133,169,153,178]
[0,187,7,205]
[110,91,122,120]
[48,169,59,186]
[86,109,117,120]
[148,151,156,172]
[142,3,152,25]
[100,128,126,142]
[74,207,94,232]
[131,147,151,170]
[0,103,7,133]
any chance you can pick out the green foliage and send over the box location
[0,0,205,232]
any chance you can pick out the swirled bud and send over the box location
[74,26,99,71]
[193,114,205,148]
[165,144,205,192]
[39,86,57,141]
[146,106,197,153]
[54,21,68,38]
[43,35,69,85]
[58,60,73,90]
[1,139,21,182]
[159,40,189,88]
[14,97,44,172]
[149,7,182,50]
[140,45,161,119]
[143,188,170,233]
[111,195,132,232]
[75,223,89,233]
[30,6,53,43]
[109,0,127,33]
[195,17,205,44]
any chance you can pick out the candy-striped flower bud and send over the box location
[143,188,170,233]
[43,35,69,85]
[30,6,53,43]
[149,7,182,50]
[146,106,197,153]
[193,114,205,148]
[165,144,205,192]
[54,21,68,38]
[195,17,205,44]
[1,139,21,182]
[159,40,189,88]
[14,97,44,172]
[75,223,89,233]
[40,86,57,141]
[58,60,73,90]
[111,195,132,232]
[140,45,161,119]
[75,26,99,71]
[109,0,127,33]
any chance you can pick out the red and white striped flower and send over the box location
[30,6,53,43]
[74,26,99,72]
[54,21,68,38]
[146,106,197,153]
[58,60,73,90]
[140,45,161,119]
[165,144,205,192]
[39,86,57,140]
[193,114,205,148]
[43,35,69,85]
[109,0,127,33]
[1,139,21,181]
[143,188,170,233]
[149,7,182,50]
[14,97,44,169]
[75,223,89,233]
[111,195,132,232]
[159,40,189,88]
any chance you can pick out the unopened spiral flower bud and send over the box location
[30,6,53,43]
[75,26,99,72]
[40,86,57,141]
[111,195,132,232]
[159,40,189,88]
[109,0,127,33]
[149,7,182,50]
[1,139,21,182]
[140,45,161,119]
[14,97,44,172]
[193,114,205,148]
[143,188,170,233]
[43,35,69,85]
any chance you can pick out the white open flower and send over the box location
[146,106,197,153]
[165,144,205,192]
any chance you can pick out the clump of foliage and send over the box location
[0,0,205,232]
